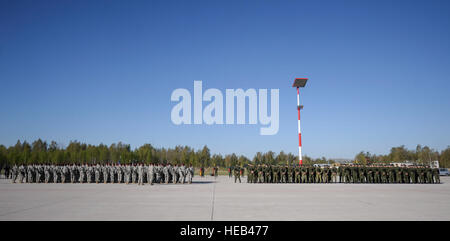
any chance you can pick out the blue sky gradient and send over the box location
[1,0,449,159]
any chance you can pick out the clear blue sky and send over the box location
[1,0,449,159]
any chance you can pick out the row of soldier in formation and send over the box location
[234,164,441,184]
[8,163,195,185]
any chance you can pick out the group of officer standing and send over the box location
[7,163,194,185]
[233,164,441,184]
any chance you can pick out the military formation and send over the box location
[8,163,195,185]
[240,164,441,184]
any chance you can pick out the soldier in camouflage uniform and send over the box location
[301,166,308,183]
[187,164,194,184]
[102,164,108,184]
[294,166,301,183]
[389,166,395,183]
[315,166,322,183]
[36,164,43,183]
[124,164,130,184]
[179,164,186,184]
[163,164,169,184]
[70,164,76,183]
[18,164,25,183]
[95,164,101,184]
[61,165,68,183]
[280,166,287,183]
[27,165,34,183]
[426,166,433,184]
[132,163,139,184]
[338,166,343,183]
[351,166,359,183]
[88,164,94,183]
[409,166,416,184]
[402,166,410,183]
[396,167,402,184]
[433,167,440,184]
[308,166,314,183]
[257,165,264,183]
[11,164,17,183]
[50,165,56,183]
[137,163,144,185]
[147,163,154,185]
[344,166,351,183]
[272,165,279,183]
[265,165,272,183]
[79,164,86,183]
[247,165,253,183]
[359,166,366,183]
[234,166,241,183]
[117,164,123,183]
[331,167,337,183]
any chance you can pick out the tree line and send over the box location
[354,145,450,167]
[0,139,449,168]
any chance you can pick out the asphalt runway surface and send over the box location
[1,176,449,220]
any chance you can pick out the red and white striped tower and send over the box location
[293,78,308,166]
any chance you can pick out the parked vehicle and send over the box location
[439,168,450,176]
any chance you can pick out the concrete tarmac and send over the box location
[1,176,449,220]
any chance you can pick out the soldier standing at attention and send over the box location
[178,164,185,184]
[307,166,313,183]
[87,164,92,183]
[265,165,272,183]
[403,166,410,183]
[316,167,322,183]
[52,165,59,183]
[11,164,18,183]
[396,167,402,184]
[359,166,366,183]
[132,163,138,184]
[69,164,75,183]
[426,166,433,184]
[433,167,440,184]
[351,165,358,183]
[18,164,25,183]
[287,166,293,183]
[234,166,241,183]
[79,164,85,183]
[258,165,264,183]
[146,163,153,185]
[338,166,343,183]
[162,164,168,184]
[419,166,425,183]
[246,165,252,183]
[301,166,308,183]
[321,167,328,184]
[102,163,108,184]
[26,165,33,183]
[294,166,301,183]
[137,163,144,185]
[123,164,129,184]
[167,163,174,183]
[280,166,287,183]
[117,163,123,183]
[61,164,67,183]
[94,164,100,184]
[344,166,351,183]
[330,166,337,183]
[187,164,194,184]
[409,166,416,184]
[36,164,42,183]
[389,166,395,183]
